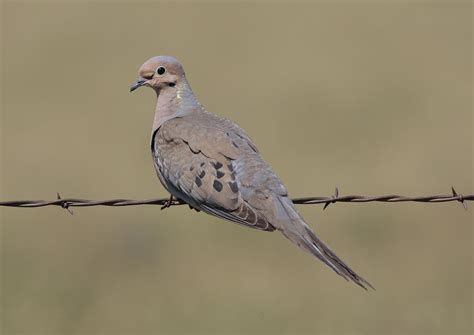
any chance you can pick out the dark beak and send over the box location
[130,80,146,92]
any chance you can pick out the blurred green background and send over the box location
[1,1,472,334]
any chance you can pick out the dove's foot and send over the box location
[161,194,175,210]
[188,205,201,212]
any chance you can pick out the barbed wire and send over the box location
[0,187,470,215]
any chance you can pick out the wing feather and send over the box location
[152,117,275,231]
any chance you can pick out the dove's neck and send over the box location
[152,79,201,131]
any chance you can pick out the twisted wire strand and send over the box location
[0,187,470,213]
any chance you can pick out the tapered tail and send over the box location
[275,197,374,290]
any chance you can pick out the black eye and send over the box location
[156,67,166,75]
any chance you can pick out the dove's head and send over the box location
[130,56,185,92]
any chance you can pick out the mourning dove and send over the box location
[131,56,373,290]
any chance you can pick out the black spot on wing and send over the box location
[195,176,202,187]
[216,171,225,179]
[228,181,238,193]
[213,180,223,192]
[213,162,223,170]
[198,170,206,178]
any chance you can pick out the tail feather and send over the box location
[275,197,374,290]
[303,227,374,290]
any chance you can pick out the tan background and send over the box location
[1,1,472,334]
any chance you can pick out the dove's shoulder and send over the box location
[157,110,259,159]
[160,111,287,195]
[154,109,288,209]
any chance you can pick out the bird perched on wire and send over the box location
[130,56,373,290]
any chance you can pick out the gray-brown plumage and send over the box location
[131,56,373,290]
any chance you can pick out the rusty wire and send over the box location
[0,187,470,214]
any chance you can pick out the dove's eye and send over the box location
[155,67,166,75]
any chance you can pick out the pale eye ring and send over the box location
[155,66,166,75]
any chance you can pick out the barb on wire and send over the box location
[323,187,339,210]
[0,187,471,213]
[57,193,73,215]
